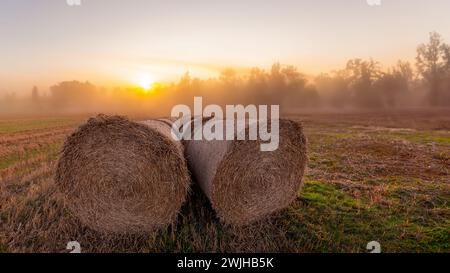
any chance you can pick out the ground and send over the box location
[0,109,448,253]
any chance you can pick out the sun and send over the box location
[133,73,155,90]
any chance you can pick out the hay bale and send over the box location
[184,118,307,226]
[55,115,190,233]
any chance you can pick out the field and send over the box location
[0,109,449,253]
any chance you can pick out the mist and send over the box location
[1,32,449,117]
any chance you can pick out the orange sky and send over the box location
[1,0,450,94]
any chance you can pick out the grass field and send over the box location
[0,109,448,253]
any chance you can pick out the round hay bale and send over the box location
[185,118,307,226]
[55,114,190,233]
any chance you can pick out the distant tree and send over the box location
[247,67,268,104]
[3,92,16,103]
[375,61,413,108]
[441,43,450,105]
[266,63,311,106]
[220,68,238,85]
[315,70,352,108]
[395,60,414,82]
[219,68,242,104]
[346,58,382,108]
[281,65,307,92]
[416,32,450,106]
[50,81,97,110]
[178,72,191,91]
[254,63,281,105]
[0,92,16,113]
[298,85,320,108]
[31,86,39,104]
[281,65,316,107]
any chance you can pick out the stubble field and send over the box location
[0,109,448,253]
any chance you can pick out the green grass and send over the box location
[0,242,7,253]
[282,179,450,252]
[0,117,79,134]
[373,130,450,144]
[284,180,375,252]
[0,143,62,170]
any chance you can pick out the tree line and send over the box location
[1,32,449,115]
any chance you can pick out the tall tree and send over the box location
[31,86,39,104]
[416,32,450,106]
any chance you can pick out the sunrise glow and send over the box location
[133,73,156,90]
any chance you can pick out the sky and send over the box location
[0,0,450,94]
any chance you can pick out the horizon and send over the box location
[1,0,450,94]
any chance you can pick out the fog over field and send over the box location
[2,33,450,116]
[1,1,449,117]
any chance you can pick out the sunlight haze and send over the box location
[1,0,450,94]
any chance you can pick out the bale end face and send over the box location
[211,119,307,225]
[55,115,190,233]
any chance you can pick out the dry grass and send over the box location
[0,109,448,252]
